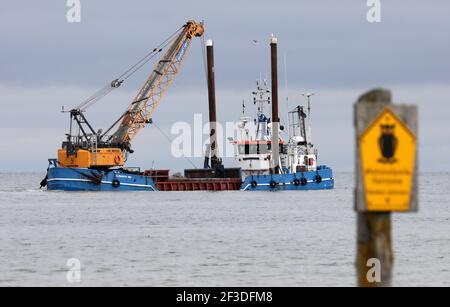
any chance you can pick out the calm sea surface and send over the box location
[0,172,449,286]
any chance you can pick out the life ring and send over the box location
[114,155,121,165]
[292,178,300,186]
[315,174,322,183]
[112,179,121,188]
[269,181,277,189]
[250,180,258,188]
[300,177,308,186]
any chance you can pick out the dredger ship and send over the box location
[230,78,334,191]
[40,21,333,191]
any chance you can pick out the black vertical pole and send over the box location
[206,39,220,169]
[270,35,280,174]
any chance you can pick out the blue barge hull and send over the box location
[240,165,334,191]
[46,167,156,191]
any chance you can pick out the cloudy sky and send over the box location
[1,0,449,173]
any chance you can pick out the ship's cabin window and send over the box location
[238,143,271,155]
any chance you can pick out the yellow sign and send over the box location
[359,107,416,211]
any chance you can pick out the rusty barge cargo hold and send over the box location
[145,170,242,191]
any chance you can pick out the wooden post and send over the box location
[356,212,393,287]
[355,89,393,287]
[355,92,418,214]
[355,88,418,287]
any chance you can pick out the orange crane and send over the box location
[58,20,204,169]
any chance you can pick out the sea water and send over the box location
[0,172,448,286]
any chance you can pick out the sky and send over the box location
[0,0,449,173]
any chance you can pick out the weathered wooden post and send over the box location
[354,89,418,287]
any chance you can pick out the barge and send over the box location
[44,162,242,191]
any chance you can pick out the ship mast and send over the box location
[302,92,315,154]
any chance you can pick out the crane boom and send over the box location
[109,20,204,149]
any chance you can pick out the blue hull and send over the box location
[45,165,333,192]
[241,165,334,191]
[47,167,156,191]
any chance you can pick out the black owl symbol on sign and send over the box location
[378,124,398,164]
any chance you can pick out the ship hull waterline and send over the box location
[46,167,157,191]
[46,165,334,192]
[240,166,334,191]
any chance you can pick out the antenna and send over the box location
[302,92,315,119]
[301,92,315,151]
[283,52,290,137]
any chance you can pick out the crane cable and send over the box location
[117,25,182,82]
[152,122,198,169]
[75,26,184,111]
[137,31,209,170]
[124,29,204,169]
[77,28,181,111]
